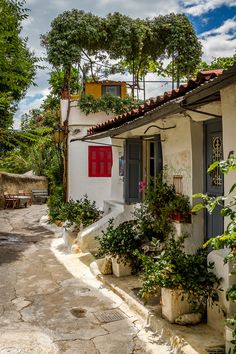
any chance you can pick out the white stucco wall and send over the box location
[68,134,112,209]
[61,99,115,126]
[63,99,116,209]
[161,115,192,196]
[221,83,236,197]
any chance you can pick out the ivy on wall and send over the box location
[78,93,142,115]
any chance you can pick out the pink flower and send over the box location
[139,180,147,192]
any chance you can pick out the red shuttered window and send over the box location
[88,146,112,177]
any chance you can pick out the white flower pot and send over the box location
[161,288,192,323]
[62,223,78,249]
[225,325,235,354]
[111,257,132,277]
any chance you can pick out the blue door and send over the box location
[204,119,224,239]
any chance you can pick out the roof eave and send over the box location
[82,98,183,140]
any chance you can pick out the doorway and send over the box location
[204,119,224,240]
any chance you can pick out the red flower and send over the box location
[139,180,147,192]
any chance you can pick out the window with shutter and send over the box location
[88,146,112,177]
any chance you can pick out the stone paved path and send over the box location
[0,205,172,354]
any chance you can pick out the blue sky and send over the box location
[189,5,236,34]
[15,0,236,128]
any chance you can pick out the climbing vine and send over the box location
[78,94,142,115]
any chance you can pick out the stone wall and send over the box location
[0,172,48,208]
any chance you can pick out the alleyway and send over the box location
[0,205,172,354]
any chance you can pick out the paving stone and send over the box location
[0,206,172,354]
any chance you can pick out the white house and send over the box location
[81,65,236,336]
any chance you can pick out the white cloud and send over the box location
[200,17,236,61]
[14,88,50,129]
[183,0,236,16]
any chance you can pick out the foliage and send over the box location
[133,203,173,242]
[136,236,221,308]
[42,10,201,91]
[79,93,142,115]
[170,194,191,214]
[192,157,236,349]
[49,68,82,97]
[195,55,236,72]
[149,14,202,80]
[0,127,51,157]
[133,177,176,242]
[0,0,37,128]
[47,186,64,221]
[169,194,191,222]
[96,219,141,268]
[57,195,102,229]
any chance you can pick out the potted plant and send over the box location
[136,235,221,323]
[96,219,141,277]
[192,156,236,351]
[59,195,102,249]
[169,194,191,223]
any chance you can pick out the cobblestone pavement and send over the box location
[0,205,173,354]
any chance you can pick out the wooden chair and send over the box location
[4,193,19,209]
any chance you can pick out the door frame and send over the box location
[203,118,224,240]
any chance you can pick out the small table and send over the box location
[12,195,31,208]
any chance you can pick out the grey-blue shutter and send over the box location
[124,139,142,203]
[154,134,163,177]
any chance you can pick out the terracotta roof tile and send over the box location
[87,69,223,136]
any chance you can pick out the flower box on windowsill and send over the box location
[170,212,192,224]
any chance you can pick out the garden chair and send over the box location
[4,192,19,209]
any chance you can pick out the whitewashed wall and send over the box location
[61,99,115,209]
[221,83,236,197]
[68,134,112,209]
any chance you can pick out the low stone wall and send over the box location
[0,172,48,208]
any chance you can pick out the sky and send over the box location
[15,0,236,128]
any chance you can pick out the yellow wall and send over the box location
[84,82,127,98]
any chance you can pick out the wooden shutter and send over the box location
[88,146,112,177]
[124,139,142,203]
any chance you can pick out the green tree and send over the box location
[196,55,236,72]
[42,10,201,94]
[0,0,37,128]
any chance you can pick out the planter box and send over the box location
[161,288,192,323]
[225,325,235,354]
[111,257,132,277]
[62,226,78,249]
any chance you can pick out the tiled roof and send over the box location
[87,70,223,136]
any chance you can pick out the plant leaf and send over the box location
[208,161,219,172]
[191,204,205,212]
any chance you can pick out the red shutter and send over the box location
[88,146,112,177]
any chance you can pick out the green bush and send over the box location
[136,236,221,309]
[59,195,102,229]
[47,186,64,221]
[96,219,141,269]
[133,177,175,242]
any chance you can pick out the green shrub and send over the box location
[96,219,141,269]
[47,186,64,221]
[136,236,221,309]
[134,177,175,242]
[59,195,102,229]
